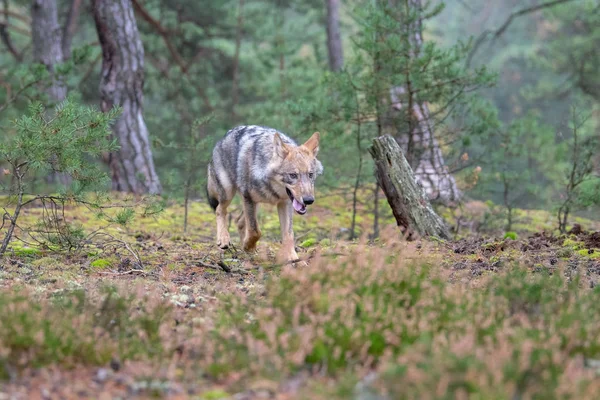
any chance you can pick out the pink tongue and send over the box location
[292,199,306,213]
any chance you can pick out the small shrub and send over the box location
[198,244,600,396]
[0,286,173,379]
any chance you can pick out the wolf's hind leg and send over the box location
[241,196,261,251]
[236,211,246,245]
[208,163,234,249]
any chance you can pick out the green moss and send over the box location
[90,259,112,269]
[200,389,230,400]
[577,249,600,259]
[562,238,584,250]
[10,246,41,257]
[504,231,518,240]
[300,238,317,248]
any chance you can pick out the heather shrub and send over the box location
[203,244,600,397]
[0,285,172,379]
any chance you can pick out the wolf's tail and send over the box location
[206,184,219,212]
[206,162,219,212]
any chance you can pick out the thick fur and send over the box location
[207,125,322,264]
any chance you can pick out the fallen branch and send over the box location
[98,269,146,276]
[196,259,231,273]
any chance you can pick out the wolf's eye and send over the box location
[289,173,298,180]
[308,172,314,179]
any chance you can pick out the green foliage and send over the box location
[0,99,119,253]
[476,112,555,230]
[1,98,118,194]
[554,106,600,232]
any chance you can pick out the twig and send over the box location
[86,232,144,269]
[466,0,578,67]
[98,269,146,276]
[130,0,214,111]
[0,23,22,61]
[2,9,30,24]
[0,79,41,114]
[196,259,231,273]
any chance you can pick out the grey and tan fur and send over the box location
[207,125,323,264]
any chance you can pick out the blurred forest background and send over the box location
[1,0,599,235]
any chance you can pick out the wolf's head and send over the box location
[273,132,323,215]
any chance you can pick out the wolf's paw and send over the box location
[291,259,308,268]
[217,233,231,249]
[278,247,306,267]
[242,230,261,252]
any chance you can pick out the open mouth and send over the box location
[286,188,307,215]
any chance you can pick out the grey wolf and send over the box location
[206,125,323,264]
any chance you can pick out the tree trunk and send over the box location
[31,0,66,102]
[388,0,460,205]
[32,0,72,186]
[325,0,343,72]
[92,0,162,194]
[369,135,450,240]
[230,0,244,121]
[61,0,82,60]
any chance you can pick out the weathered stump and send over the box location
[369,135,450,240]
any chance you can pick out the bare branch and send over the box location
[0,23,22,61]
[2,9,30,24]
[130,0,214,111]
[467,0,578,67]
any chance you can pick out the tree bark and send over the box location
[325,0,343,72]
[31,0,71,186]
[61,0,82,59]
[92,0,162,194]
[388,0,460,205]
[31,0,66,102]
[369,135,450,240]
[230,0,244,121]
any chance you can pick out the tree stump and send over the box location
[369,135,450,240]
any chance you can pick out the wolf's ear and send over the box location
[273,133,291,159]
[303,132,320,157]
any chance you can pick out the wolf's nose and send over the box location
[303,196,314,205]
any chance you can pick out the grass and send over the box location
[1,192,600,398]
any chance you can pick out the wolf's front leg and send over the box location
[277,201,306,266]
[241,196,261,251]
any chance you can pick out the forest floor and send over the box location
[1,190,600,399]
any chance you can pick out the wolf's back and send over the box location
[206,126,296,210]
